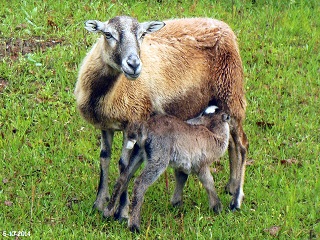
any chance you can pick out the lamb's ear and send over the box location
[141,21,165,34]
[84,20,106,33]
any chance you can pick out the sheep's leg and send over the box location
[129,159,168,233]
[103,144,143,219]
[225,120,248,210]
[94,130,114,211]
[171,170,188,207]
[198,166,222,213]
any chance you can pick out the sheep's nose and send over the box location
[127,54,141,72]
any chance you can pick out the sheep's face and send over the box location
[85,16,165,80]
[186,106,230,132]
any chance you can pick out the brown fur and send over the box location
[75,18,246,127]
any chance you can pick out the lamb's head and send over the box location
[187,106,230,133]
[84,16,165,80]
[125,121,146,150]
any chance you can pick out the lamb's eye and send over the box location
[140,32,147,39]
[104,32,113,39]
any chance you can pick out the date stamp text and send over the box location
[2,231,31,237]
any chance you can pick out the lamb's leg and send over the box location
[103,167,129,218]
[129,159,168,233]
[103,146,143,219]
[198,166,222,213]
[225,120,248,210]
[94,130,114,211]
[114,143,142,220]
[171,170,188,207]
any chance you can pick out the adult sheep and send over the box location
[74,15,248,216]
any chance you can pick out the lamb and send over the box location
[74,15,248,217]
[103,106,230,232]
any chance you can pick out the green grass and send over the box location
[1,0,319,239]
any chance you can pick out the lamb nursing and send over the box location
[74,16,248,218]
[104,106,230,232]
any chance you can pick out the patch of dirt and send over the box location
[0,37,64,60]
[264,226,281,237]
[0,78,9,92]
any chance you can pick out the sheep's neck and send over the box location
[79,68,120,128]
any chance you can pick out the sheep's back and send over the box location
[140,17,246,121]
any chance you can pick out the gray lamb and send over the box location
[104,106,230,232]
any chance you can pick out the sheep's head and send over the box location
[85,16,165,80]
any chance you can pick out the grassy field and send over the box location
[1,0,319,239]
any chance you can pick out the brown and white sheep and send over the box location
[104,106,230,232]
[74,15,248,216]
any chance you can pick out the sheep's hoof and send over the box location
[229,188,244,211]
[93,196,110,212]
[229,200,241,212]
[212,202,223,214]
[224,182,236,195]
[225,187,233,195]
[229,195,244,211]
[129,224,140,233]
[92,202,105,212]
[103,208,114,219]
[114,211,129,222]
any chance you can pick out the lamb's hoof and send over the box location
[171,200,183,207]
[213,202,223,214]
[129,224,140,233]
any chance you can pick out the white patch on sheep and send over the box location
[126,139,137,149]
[236,186,245,208]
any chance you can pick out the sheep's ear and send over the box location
[141,21,165,34]
[84,20,106,33]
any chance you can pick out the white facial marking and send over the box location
[205,105,219,114]
[126,139,137,149]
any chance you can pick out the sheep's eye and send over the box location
[104,32,113,39]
